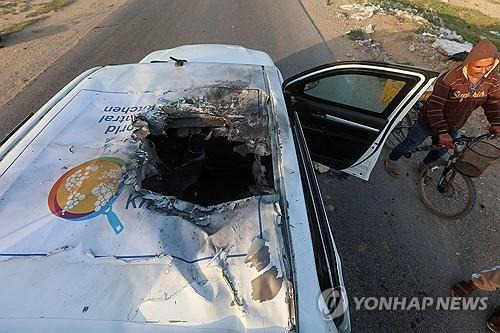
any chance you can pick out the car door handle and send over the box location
[312,113,380,133]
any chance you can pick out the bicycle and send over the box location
[385,91,433,149]
[404,133,499,219]
[385,102,421,149]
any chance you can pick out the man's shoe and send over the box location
[486,306,500,333]
[384,158,399,177]
[450,280,478,298]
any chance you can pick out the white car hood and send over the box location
[0,63,290,332]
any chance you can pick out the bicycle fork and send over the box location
[437,164,456,193]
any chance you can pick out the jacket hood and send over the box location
[463,39,498,65]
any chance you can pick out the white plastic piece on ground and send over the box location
[432,38,473,56]
[338,4,357,10]
[364,24,375,34]
[422,32,437,38]
[313,162,330,174]
[339,3,378,20]
[438,27,464,42]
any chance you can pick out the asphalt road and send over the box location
[0,1,497,332]
[0,0,332,139]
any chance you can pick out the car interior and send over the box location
[285,69,419,170]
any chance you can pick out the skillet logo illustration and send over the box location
[48,157,128,234]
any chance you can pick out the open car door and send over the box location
[283,61,438,180]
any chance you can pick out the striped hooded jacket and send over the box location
[419,39,500,134]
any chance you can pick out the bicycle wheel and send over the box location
[385,106,418,149]
[417,161,476,219]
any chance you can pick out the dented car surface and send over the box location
[0,44,437,332]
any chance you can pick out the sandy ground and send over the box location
[447,0,500,20]
[0,0,126,109]
[0,0,50,31]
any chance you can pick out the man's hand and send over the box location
[438,133,455,149]
[489,125,500,136]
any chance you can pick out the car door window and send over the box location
[283,62,437,179]
[303,74,406,114]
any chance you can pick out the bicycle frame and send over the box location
[408,133,495,191]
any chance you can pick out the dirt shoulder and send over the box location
[0,0,126,110]
[446,0,500,20]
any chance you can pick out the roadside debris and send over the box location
[336,2,481,69]
[339,3,428,23]
[432,38,473,56]
[438,27,464,42]
[339,4,379,20]
[336,12,349,20]
[449,51,469,61]
[364,24,375,34]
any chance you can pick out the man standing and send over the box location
[385,39,500,176]
[451,265,500,332]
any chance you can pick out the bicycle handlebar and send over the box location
[408,132,497,153]
[452,132,496,145]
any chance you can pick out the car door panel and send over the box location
[283,61,438,179]
[294,94,388,130]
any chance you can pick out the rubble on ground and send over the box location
[432,38,473,56]
[338,3,428,24]
[336,2,475,68]
[364,24,374,34]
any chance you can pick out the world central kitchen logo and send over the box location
[48,157,128,234]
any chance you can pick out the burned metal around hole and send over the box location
[132,85,275,212]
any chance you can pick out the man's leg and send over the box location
[451,266,500,333]
[472,266,500,333]
[422,130,460,164]
[451,265,500,296]
[476,267,500,333]
[385,120,432,176]
[388,120,433,161]
[471,265,500,291]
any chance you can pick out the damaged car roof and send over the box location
[0,63,292,331]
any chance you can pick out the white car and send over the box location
[0,44,437,332]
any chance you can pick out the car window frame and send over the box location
[291,68,420,119]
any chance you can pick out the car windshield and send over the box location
[0,63,291,331]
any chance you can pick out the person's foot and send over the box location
[384,158,399,177]
[418,163,434,185]
[486,306,500,333]
[450,280,478,297]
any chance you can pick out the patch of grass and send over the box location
[347,29,365,41]
[0,0,73,38]
[416,23,430,34]
[367,0,500,47]
[36,0,73,15]
[19,5,31,13]
[0,19,39,37]
[0,2,17,10]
